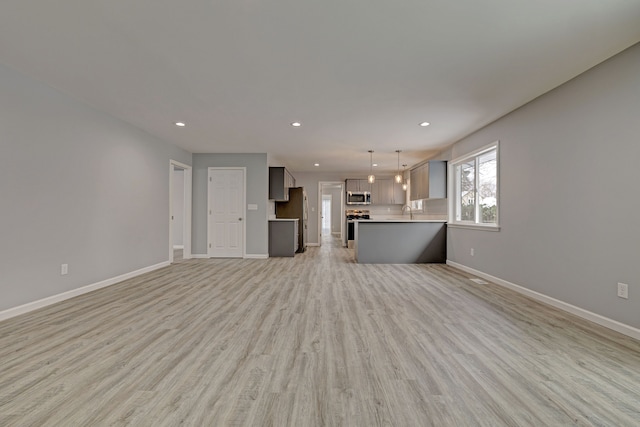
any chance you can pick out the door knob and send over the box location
[239,218,243,221]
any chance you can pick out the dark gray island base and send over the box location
[354,220,446,263]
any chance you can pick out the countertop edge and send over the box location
[356,219,447,223]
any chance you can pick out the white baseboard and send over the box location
[0,261,170,322]
[244,254,268,259]
[191,253,269,260]
[306,243,320,247]
[172,245,184,249]
[446,260,640,341]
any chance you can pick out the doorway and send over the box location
[322,195,332,235]
[169,160,192,264]
[207,167,246,258]
[318,181,345,247]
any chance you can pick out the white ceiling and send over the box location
[1,1,639,174]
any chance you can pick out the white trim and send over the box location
[173,245,184,249]
[447,223,501,232]
[450,141,500,164]
[448,141,500,229]
[318,181,345,247]
[244,254,269,259]
[0,261,170,322]
[306,243,320,247]
[191,253,268,259]
[170,160,192,262]
[446,260,640,341]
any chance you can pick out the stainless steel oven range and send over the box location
[345,209,370,248]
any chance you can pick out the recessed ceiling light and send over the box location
[175,122,186,127]
[314,163,320,167]
[291,122,301,127]
[419,122,430,127]
[373,163,378,167]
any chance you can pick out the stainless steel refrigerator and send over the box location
[275,187,308,253]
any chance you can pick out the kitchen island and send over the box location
[354,220,446,264]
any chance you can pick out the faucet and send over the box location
[402,205,413,220]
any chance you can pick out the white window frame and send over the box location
[448,141,500,231]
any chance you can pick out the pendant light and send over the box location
[402,164,408,191]
[367,150,375,184]
[395,150,402,183]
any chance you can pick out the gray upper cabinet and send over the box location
[372,179,391,205]
[269,167,296,201]
[346,178,404,204]
[392,180,405,205]
[409,161,447,201]
[370,179,405,205]
[345,179,370,192]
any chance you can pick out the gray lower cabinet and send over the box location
[269,219,299,257]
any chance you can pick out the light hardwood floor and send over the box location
[1,236,639,426]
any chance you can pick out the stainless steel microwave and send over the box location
[346,191,371,205]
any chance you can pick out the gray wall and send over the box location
[445,42,640,329]
[172,168,184,246]
[0,63,192,311]
[192,153,268,256]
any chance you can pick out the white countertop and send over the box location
[269,218,299,222]
[356,219,447,223]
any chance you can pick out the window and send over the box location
[451,142,499,228]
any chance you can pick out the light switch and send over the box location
[247,204,258,211]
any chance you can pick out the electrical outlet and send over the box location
[617,283,628,299]
[61,264,68,275]
[470,248,475,256]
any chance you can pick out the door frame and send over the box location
[207,167,247,258]
[321,194,332,233]
[317,181,345,246]
[169,160,192,263]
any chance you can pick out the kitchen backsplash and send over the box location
[367,201,447,221]
[422,198,447,217]
[367,205,403,216]
[268,200,276,219]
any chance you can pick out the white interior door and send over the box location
[208,168,245,258]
